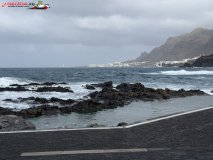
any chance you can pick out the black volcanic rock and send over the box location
[0,107,15,116]
[0,86,28,92]
[116,83,145,92]
[0,99,102,118]
[117,122,128,126]
[19,97,49,104]
[89,83,205,107]
[10,83,40,86]
[91,81,113,88]
[36,86,73,92]
[85,84,95,90]
[7,97,76,106]
[0,115,36,131]
[2,99,13,102]
[0,82,206,119]
[10,82,67,87]
[184,54,213,67]
[69,100,103,112]
[50,97,76,105]
[17,105,61,118]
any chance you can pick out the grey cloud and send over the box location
[1,0,213,67]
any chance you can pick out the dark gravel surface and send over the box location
[1,108,213,159]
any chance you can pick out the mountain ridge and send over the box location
[123,51,148,63]
[129,28,213,66]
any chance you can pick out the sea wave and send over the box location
[0,77,33,87]
[145,70,213,75]
[202,89,213,95]
[0,81,102,109]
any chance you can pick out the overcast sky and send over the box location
[1,0,213,67]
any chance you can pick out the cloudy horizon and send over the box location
[1,0,213,67]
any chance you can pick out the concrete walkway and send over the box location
[1,106,213,159]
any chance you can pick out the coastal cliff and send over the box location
[184,54,213,67]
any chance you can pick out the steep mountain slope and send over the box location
[123,51,148,63]
[138,28,213,64]
[196,36,213,56]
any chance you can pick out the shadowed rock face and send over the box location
[10,82,67,86]
[36,86,73,92]
[89,83,205,105]
[85,84,95,90]
[0,82,206,119]
[91,81,113,88]
[0,86,73,93]
[0,86,28,92]
[0,100,103,118]
[0,115,36,131]
[184,54,213,67]
[117,122,128,126]
[3,97,76,105]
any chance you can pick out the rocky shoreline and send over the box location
[0,81,206,120]
[183,54,213,67]
[0,115,36,131]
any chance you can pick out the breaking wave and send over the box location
[0,77,32,87]
[147,70,213,75]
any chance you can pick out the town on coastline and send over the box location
[88,55,203,68]
[155,55,203,67]
[88,61,149,67]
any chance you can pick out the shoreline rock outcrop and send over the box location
[85,84,95,90]
[91,81,113,88]
[0,86,73,93]
[0,115,36,131]
[86,123,108,128]
[0,82,206,119]
[0,86,28,92]
[117,122,128,126]
[10,82,67,86]
[36,86,73,92]
[89,83,205,106]
[183,54,213,67]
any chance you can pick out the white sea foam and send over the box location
[0,81,102,110]
[146,70,213,75]
[0,77,33,87]
[142,82,212,95]
[162,70,213,75]
[142,82,195,91]
[202,89,213,95]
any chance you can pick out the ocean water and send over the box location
[0,67,213,129]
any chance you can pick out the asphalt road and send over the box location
[1,107,213,160]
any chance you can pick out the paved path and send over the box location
[1,107,213,159]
